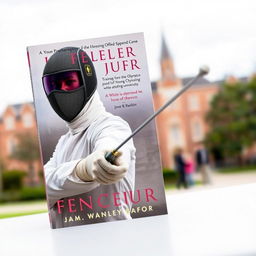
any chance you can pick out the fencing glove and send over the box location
[74,150,128,185]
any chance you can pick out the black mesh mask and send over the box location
[42,47,97,122]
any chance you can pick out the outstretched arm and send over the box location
[44,147,99,208]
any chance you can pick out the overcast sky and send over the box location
[0,0,255,112]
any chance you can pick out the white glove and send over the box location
[74,150,128,185]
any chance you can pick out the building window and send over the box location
[207,93,214,107]
[169,124,184,147]
[5,116,15,130]
[188,95,200,111]
[161,88,180,111]
[23,113,33,128]
[191,119,203,142]
[168,99,181,111]
[7,138,16,155]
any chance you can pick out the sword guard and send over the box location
[105,150,120,165]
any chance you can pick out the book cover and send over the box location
[27,32,167,229]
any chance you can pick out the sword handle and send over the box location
[105,150,120,165]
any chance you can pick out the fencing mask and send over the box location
[42,47,97,122]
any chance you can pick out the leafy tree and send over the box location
[205,78,256,163]
[10,132,40,186]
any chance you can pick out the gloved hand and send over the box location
[74,150,128,185]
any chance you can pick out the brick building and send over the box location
[152,36,224,168]
[0,103,42,185]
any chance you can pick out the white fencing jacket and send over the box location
[44,92,136,227]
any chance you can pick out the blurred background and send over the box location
[0,0,256,218]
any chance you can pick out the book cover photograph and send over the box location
[27,33,167,229]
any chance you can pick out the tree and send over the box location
[205,78,256,164]
[11,132,40,186]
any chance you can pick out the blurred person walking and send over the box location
[174,148,188,189]
[195,143,212,185]
[184,152,195,187]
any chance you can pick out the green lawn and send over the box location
[218,165,256,173]
[164,180,203,190]
[0,199,46,206]
[0,199,47,219]
[0,209,47,219]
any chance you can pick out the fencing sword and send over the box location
[105,65,210,164]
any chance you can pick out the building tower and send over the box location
[153,34,219,169]
[153,35,184,168]
[160,34,180,87]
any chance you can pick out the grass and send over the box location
[0,199,47,219]
[0,209,47,219]
[164,183,176,190]
[164,179,202,190]
[218,165,256,173]
[0,199,46,206]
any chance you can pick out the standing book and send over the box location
[27,32,167,229]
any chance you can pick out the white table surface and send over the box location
[0,183,256,256]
